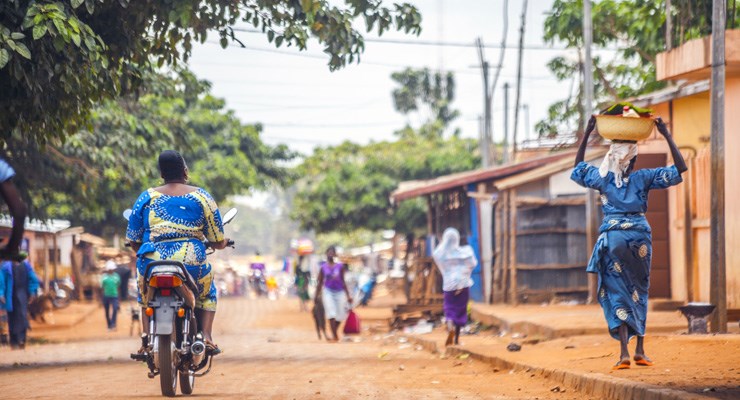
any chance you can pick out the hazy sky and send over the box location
[186,0,590,155]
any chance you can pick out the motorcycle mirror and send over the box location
[122,209,133,221]
[222,208,238,224]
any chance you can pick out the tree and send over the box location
[291,133,479,235]
[391,67,459,137]
[7,67,294,234]
[537,0,735,138]
[0,0,422,145]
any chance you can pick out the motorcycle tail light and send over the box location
[148,275,182,288]
[160,289,172,296]
[177,308,185,317]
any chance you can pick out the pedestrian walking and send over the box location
[432,228,477,346]
[0,255,40,349]
[571,116,687,370]
[101,261,121,331]
[315,246,352,342]
[294,255,311,312]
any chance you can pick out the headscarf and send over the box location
[599,142,638,188]
[432,228,476,272]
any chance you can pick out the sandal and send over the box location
[205,340,222,356]
[634,355,653,366]
[612,359,631,370]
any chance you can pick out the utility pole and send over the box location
[710,0,727,333]
[476,38,493,167]
[478,115,489,168]
[512,0,528,161]
[582,0,594,129]
[523,104,530,141]
[503,82,510,163]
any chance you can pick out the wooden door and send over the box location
[634,153,671,298]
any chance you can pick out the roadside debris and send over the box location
[550,386,566,393]
[506,343,522,352]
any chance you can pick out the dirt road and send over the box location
[0,297,591,399]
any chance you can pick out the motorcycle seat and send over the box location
[145,260,199,296]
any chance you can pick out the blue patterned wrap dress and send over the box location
[126,188,224,311]
[571,161,683,340]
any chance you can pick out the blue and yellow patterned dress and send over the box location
[571,161,682,340]
[126,188,224,311]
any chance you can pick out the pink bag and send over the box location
[343,310,361,334]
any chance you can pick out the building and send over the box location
[628,29,740,316]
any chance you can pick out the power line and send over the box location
[200,41,558,80]
[254,120,405,128]
[229,27,607,52]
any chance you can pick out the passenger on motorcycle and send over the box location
[126,150,229,354]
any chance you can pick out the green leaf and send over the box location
[71,33,81,47]
[33,25,48,40]
[11,32,25,40]
[14,42,31,59]
[219,37,228,48]
[71,0,85,8]
[275,36,284,48]
[267,30,274,42]
[0,49,9,69]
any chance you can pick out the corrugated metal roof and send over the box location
[631,80,709,107]
[391,150,576,202]
[495,147,608,190]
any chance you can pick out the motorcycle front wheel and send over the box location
[158,333,177,397]
[179,369,195,394]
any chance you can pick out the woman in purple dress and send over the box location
[433,228,478,346]
[315,246,352,342]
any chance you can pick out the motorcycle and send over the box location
[49,278,75,309]
[248,268,268,297]
[123,207,237,397]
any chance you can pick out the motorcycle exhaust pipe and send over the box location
[191,340,206,366]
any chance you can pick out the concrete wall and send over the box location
[724,77,740,309]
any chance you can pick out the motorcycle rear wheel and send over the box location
[158,334,177,397]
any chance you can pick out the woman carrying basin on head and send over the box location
[571,116,687,370]
[126,150,230,354]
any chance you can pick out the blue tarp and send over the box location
[467,183,483,301]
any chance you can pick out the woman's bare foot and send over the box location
[445,331,455,347]
[633,354,653,366]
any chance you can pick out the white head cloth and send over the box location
[433,228,475,270]
[599,142,638,188]
[432,227,477,291]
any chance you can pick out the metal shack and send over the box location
[390,151,584,303]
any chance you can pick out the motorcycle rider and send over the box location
[126,150,229,354]
[249,251,267,297]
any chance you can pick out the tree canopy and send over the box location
[391,67,459,137]
[0,0,422,145]
[291,134,479,235]
[536,0,734,138]
[7,68,294,234]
